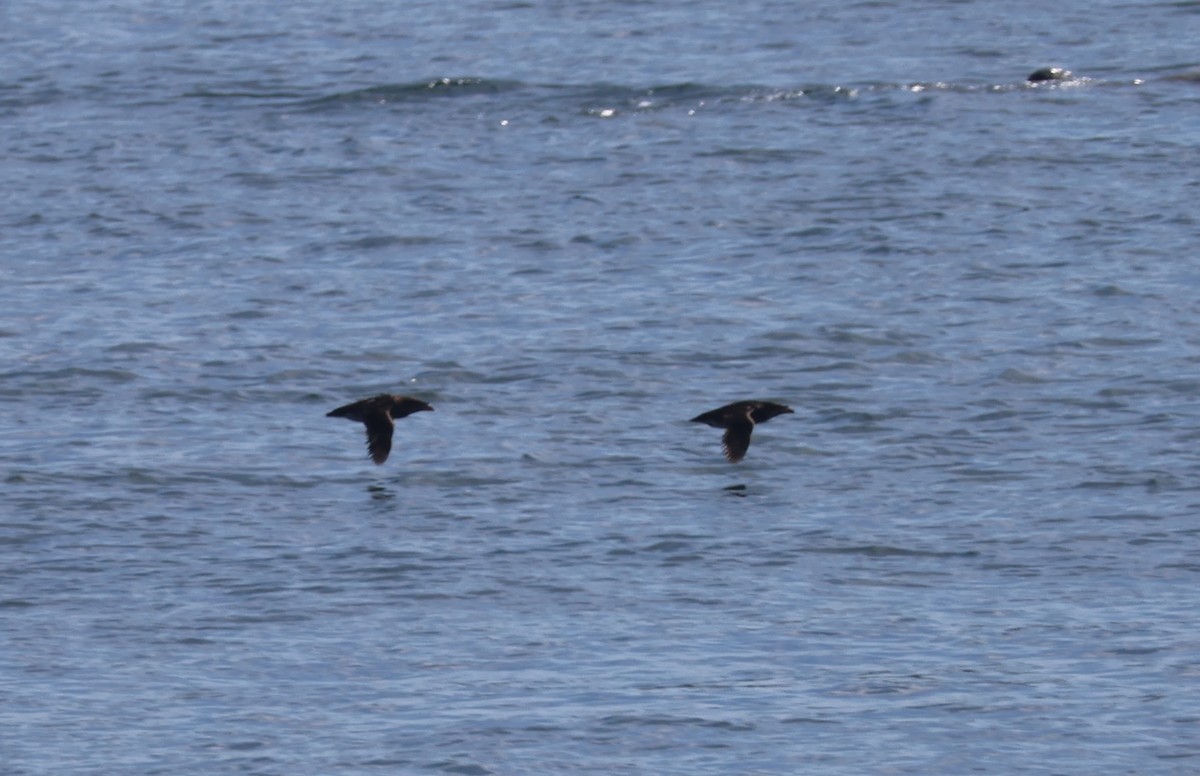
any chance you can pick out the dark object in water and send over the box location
[690,400,793,463]
[1028,67,1072,82]
[327,394,433,464]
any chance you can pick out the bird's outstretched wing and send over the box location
[721,416,755,463]
[362,410,394,464]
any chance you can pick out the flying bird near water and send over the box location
[690,400,793,463]
[326,394,433,464]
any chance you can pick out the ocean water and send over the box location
[3,1,1200,773]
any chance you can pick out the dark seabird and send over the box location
[690,400,793,463]
[1027,67,1072,82]
[326,394,433,464]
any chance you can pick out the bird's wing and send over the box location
[363,410,394,464]
[721,416,755,463]
[691,407,726,426]
[327,399,366,421]
[749,402,792,423]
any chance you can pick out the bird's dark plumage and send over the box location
[690,400,793,463]
[1027,66,1072,83]
[326,394,433,464]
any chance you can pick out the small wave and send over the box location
[287,72,1147,121]
[0,366,139,393]
[301,77,526,109]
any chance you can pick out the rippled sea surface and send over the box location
[4,1,1200,773]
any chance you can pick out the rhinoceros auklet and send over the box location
[1027,67,1072,82]
[691,400,793,463]
[326,394,433,464]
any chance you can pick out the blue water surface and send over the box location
[3,1,1200,773]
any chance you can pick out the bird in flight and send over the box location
[327,394,433,464]
[690,400,793,463]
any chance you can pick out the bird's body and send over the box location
[1027,66,1072,82]
[691,400,793,463]
[326,394,433,464]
